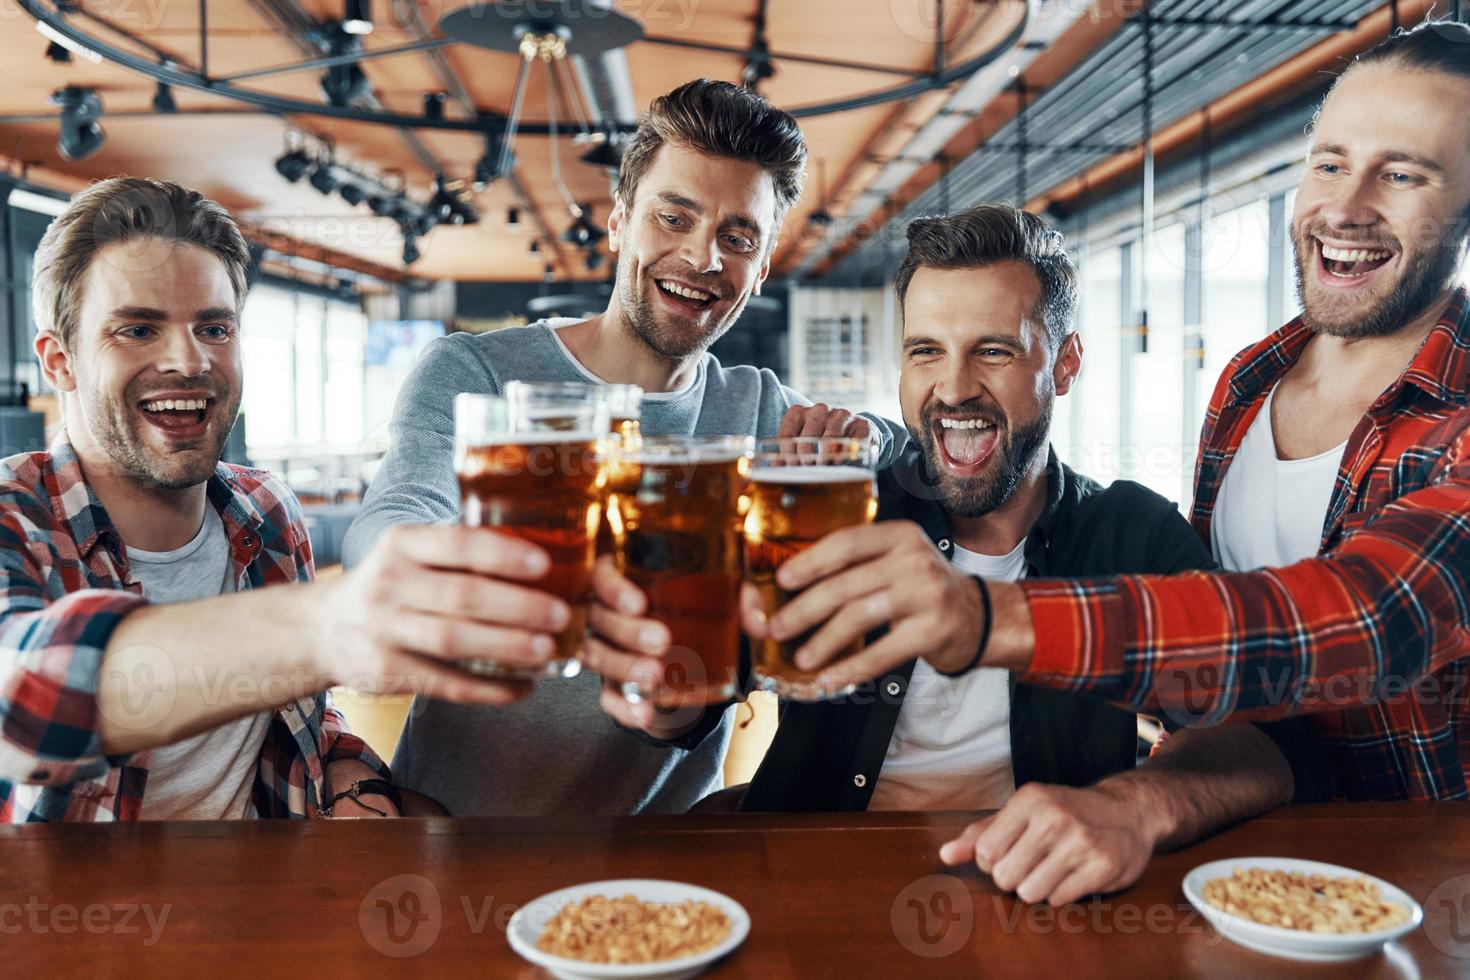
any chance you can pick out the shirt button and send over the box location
[885,681,902,697]
[853,774,867,788]
[937,538,951,551]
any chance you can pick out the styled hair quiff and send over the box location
[32,177,252,350]
[894,203,1078,351]
[1350,20,1470,82]
[615,79,807,226]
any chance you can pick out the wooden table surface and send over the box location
[3,804,1468,978]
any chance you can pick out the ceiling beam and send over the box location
[1029,0,1438,215]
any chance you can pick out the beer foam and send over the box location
[465,430,602,446]
[750,465,875,484]
[632,450,748,465]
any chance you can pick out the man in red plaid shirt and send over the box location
[1,178,602,821]
[746,22,1470,901]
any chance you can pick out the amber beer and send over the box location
[454,390,609,679]
[609,436,754,707]
[745,438,878,699]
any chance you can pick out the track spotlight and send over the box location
[561,206,604,249]
[275,149,311,182]
[474,131,512,187]
[308,161,338,195]
[585,249,604,271]
[413,211,439,237]
[342,0,373,36]
[367,193,397,217]
[152,80,177,114]
[320,27,370,107]
[422,91,446,121]
[579,136,624,172]
[339,182,365,206]
[52,86,104,161]
[44,40,70,63]
[529,239,540,253]
[403,235,421,266]
[507,207,520,229]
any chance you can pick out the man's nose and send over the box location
[156,328,211,376]
[676,226,723,275]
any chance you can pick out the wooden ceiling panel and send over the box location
[0,0,1049,284]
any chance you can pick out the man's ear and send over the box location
[607,193,627,254]
[1053,331,1082,397]
[35,331,76,393]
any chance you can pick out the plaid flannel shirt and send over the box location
[1020,288,1470,801]
[0,441,386,821]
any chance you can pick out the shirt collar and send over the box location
[47,439,263,560]
[1227,286,1470,408]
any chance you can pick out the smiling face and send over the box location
[606,142,777,360]
[899,262,1080,518]
[1292,63,1470,338]
[40,237,243,490]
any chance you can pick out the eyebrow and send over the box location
[107,306,238,324]
[655,191,763,241]
[903,334,1024,352]
[1310,143,1446,174]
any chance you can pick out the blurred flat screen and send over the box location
[365,320,444,369]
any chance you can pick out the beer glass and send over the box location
[608,435,754,707]
[454,389,609,679]
[745,436,878,699]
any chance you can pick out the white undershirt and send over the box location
[130,510,271,821]
[1211,384,1347,571]
[868,539,1027,812]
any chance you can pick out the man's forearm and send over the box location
[1094,725,1295,853]
[99,583,329,755]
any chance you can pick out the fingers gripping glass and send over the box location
[744,437,878,701]
[608,435,755,708]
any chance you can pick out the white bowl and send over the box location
[506,879,751,980]
[1183,857,1424,963]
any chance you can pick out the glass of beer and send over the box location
[745,436,878,700]
[608,435,754,707]
[454,389,609,679]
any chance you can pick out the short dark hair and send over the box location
[33,177,251,351]
[893,203,1077,350]
[1351,19,1470,81]
[615,79,807,229]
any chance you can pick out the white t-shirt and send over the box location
[130,510,272,821]
[868,539,1027,811]
[1212,384,1347,571]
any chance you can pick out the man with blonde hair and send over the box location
[1,177,596,821]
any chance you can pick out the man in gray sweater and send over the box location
[344,79,903,816]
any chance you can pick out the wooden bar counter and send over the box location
[2,804,1466,977]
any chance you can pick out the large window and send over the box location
[1130,223,1189,502]
[240,283,367,454]
[1069,246,1123,482]
[1198,198,1272,431]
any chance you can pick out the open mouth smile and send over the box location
[138,395,215,440]
[654,278,719,312]
[931,416,1001,475]
[1316,238,1396,288]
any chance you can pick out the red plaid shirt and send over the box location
[1021,289,1470,801]
[0,441,386,821]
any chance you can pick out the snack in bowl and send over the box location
[1201,867,1411,934]
[536,893,733,964]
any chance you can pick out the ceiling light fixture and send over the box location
[308,160,339,194]
[342,0,373,36]
[52,86,104,160]
[507,207,520,229]
[152,80,177,114]
[339,182,365,206]
[275,148,311,182]
[320,25,371,107]
[402,234,421,266]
